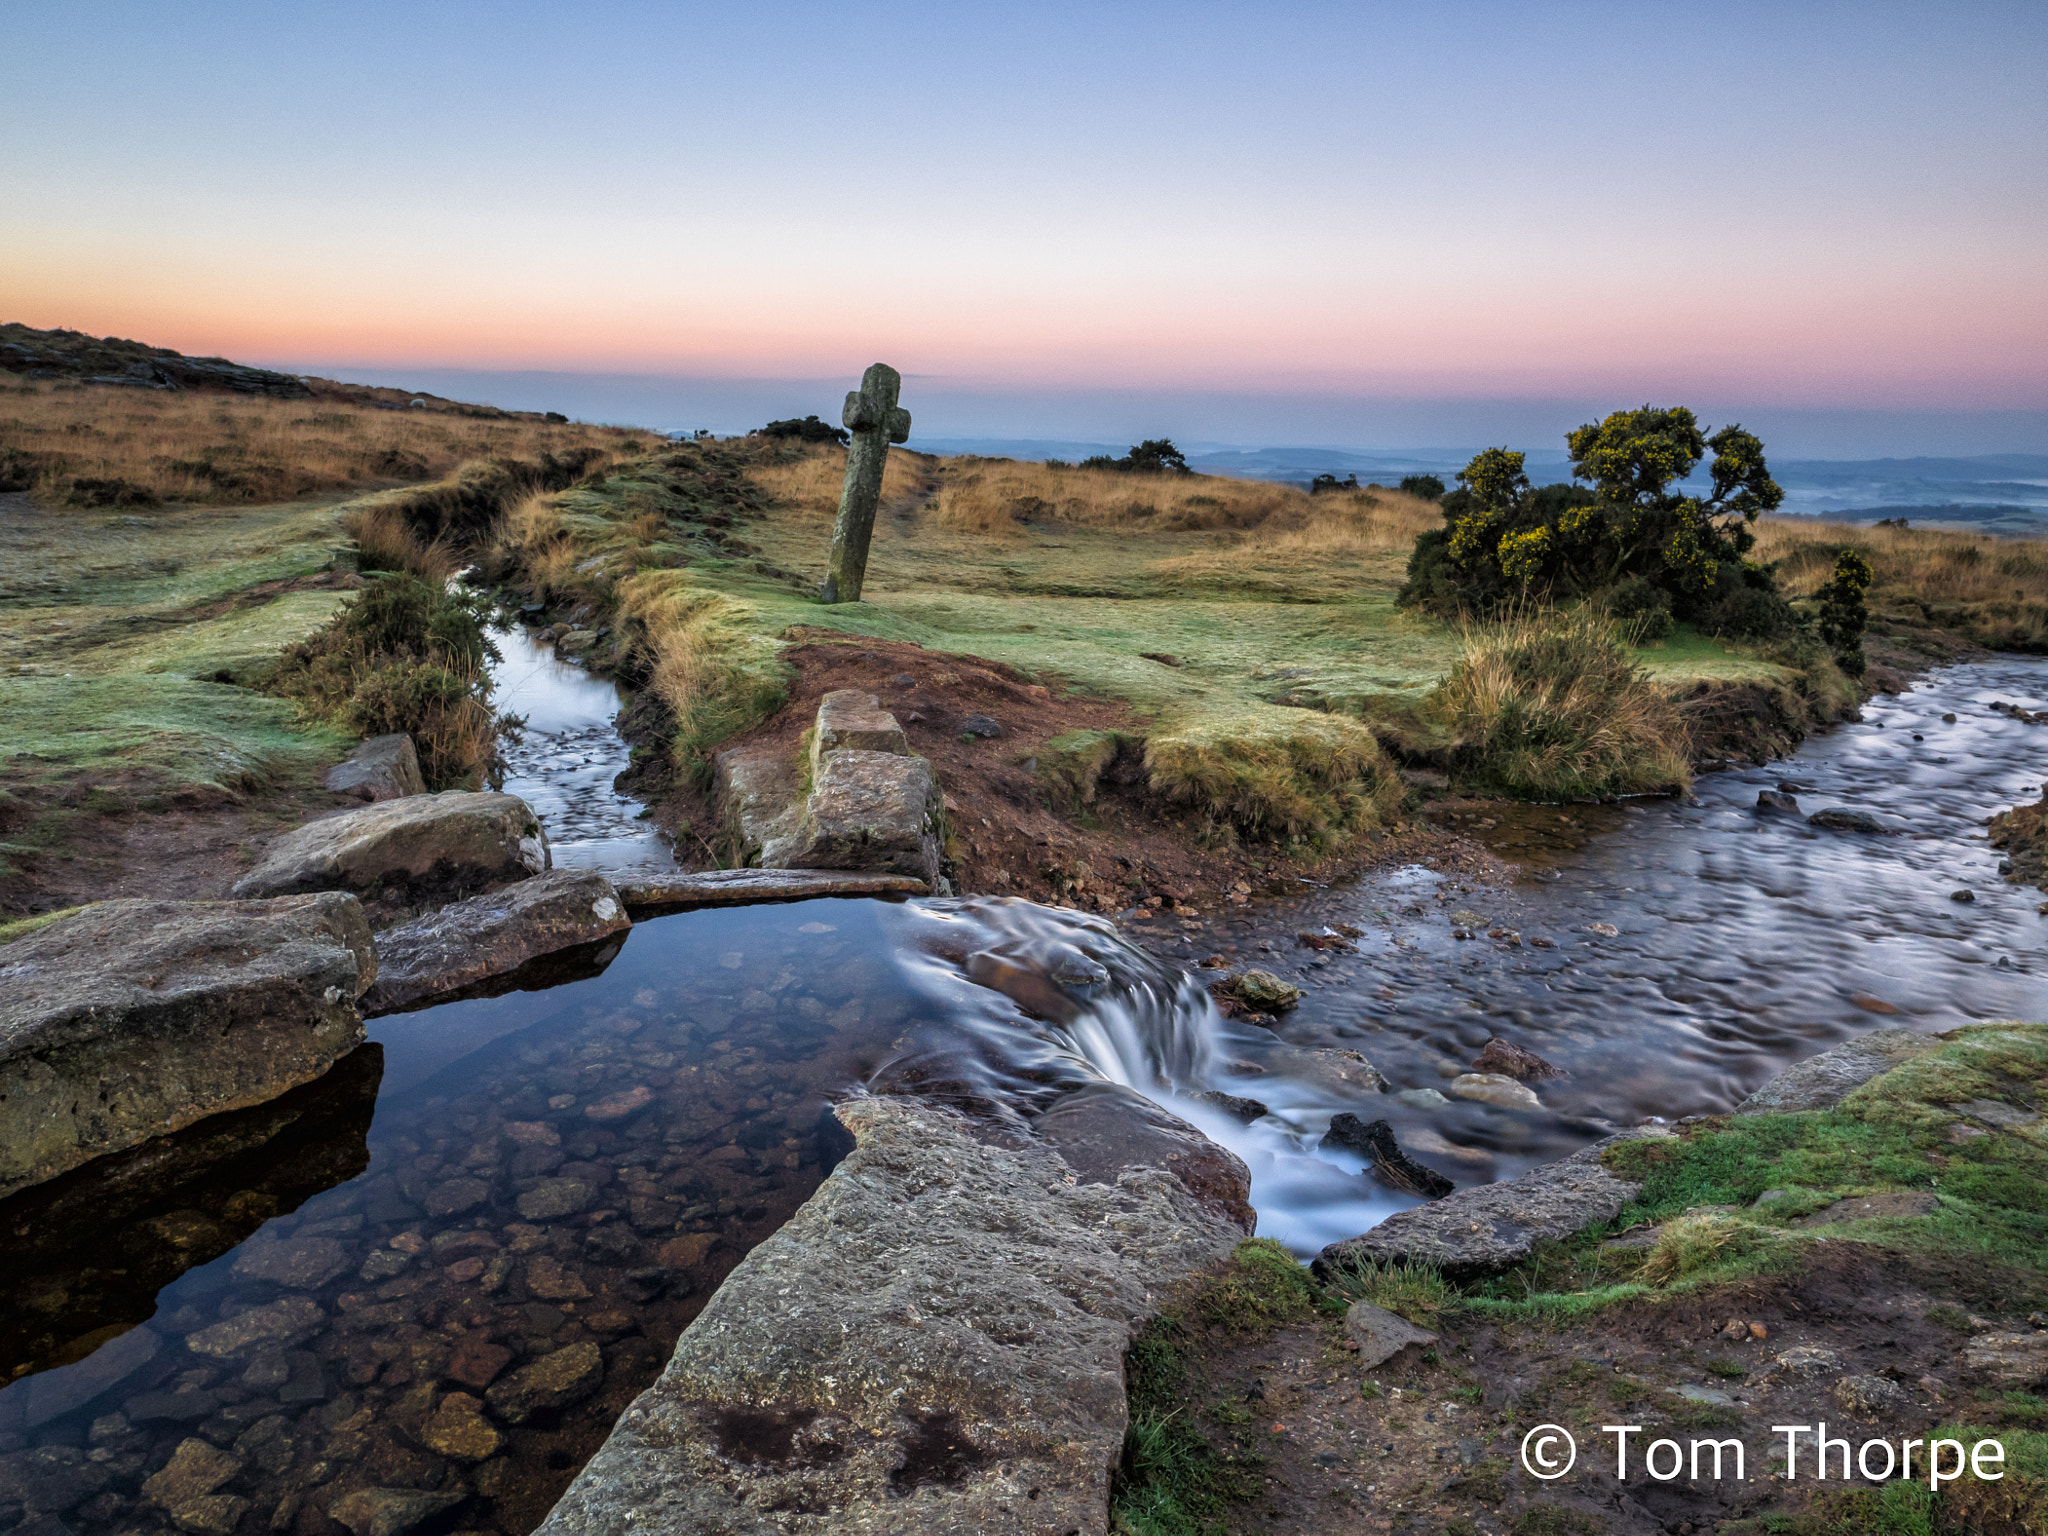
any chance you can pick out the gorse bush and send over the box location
[1430,607,1692,800]
[1400,406,1792,637]
[1079,438,1190,474]
[271,574,503,789]
[1814,547,1875,673]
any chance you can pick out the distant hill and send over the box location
[0,323,558,421]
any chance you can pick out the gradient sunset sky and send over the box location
[6,1,2045,452]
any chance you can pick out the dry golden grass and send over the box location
[1432,606,1693,799]
[746,445,929,521]
[1756,516,2048,649]
[0,380,647,507]
[339,501,462,581]
[930,458,1316,537]
[1147,485,1442,586]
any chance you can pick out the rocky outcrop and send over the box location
[1735,1028,1935,1113]
[1313,1131,1661,1282]
[362,869,630,1014]
[0,323,311,397]
[537,1094,1248,1536]
[231,791,550,911]
[323,734,424,803]
[615,869,929,914]
[0,896,375,1198]
[719,690,946,890]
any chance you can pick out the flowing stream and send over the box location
[4,655,2045,1533]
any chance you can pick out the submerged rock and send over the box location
[1807,807,1894,834]
[330,1486,468,1536]
[1471,1037,1563,1081]
[484,1340,605,1423]
[0,895,374,1198]
[362,869,630,1013]
[230,791,550,907]
[537,1094,1245,1536]
[1446,1071,1543,1110]
[1756,789,1800,814]
[323,733,425,803]
[1323,1114,1455,1198]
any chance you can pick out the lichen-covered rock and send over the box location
[323,734,424,802]
[230,791,550,906]
[1736,1029,1936,1113]
[811,689,910,762]
[536,1095,1246,1536]
[1230,969,1302,1011]
[1314,1131,1661,1282]
[1343,1301,1438,1368]
[0,895,374,1198]
[763,749,943,888]
[362,869,629,1013]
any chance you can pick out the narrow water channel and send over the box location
[4,656,2044,1534]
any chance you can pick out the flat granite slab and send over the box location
[615,869,928,915]
[0,896,375,1198]
[536,1094,1247,1536]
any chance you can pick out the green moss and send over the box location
[0,906,88,945]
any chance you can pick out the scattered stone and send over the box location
[1396,1088,1450,1109]
[421,1393,503,1461]
[125,1389,221,1424]
[1962,1331,2048,1387]
[1471,1037,1563,1081]
[1807,808,1893,834]
[958,714,1005,739]
[1670,1384,1736,1406]
[0,894,374,1197]
[324,734,425,803]
[1342,1302,1437,1368]
[1446,1072,1543,1110]
[363,869,630,1013]
[889,673,916,688]
[358,1250,412,1282]
[231,1233,352,1290]
[516,1177,595,1221]
[185,1297,325,1359]
[655,1233,720,1270]
[1756,789,1799,813]
[484,1340,605,1424]
[1769,1345,1842,1378]
[1189,1090,1269,1123]
[278,1352,328,1405]
[1834,1374,1912,1415]
[1736,1029,1937,1113]
[1951,888,1976,903]
[584,1084,654,1122]
[329,1486,468,1536]
[1584,922,1618,937]
[1315,1130,1658,1282]
[230,791,550,902]
[1322,1114,1454,1198]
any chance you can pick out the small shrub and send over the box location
[756,414,849,446]
[1813,546,1874,669]
[270,574,502,788]
[1398,473,1446,501]
[1599,575,1675,642]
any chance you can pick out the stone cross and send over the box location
[821,363,911,604]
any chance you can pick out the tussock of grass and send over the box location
[1321,1255,1457,1326]
[0,381,639,508]
[340,500,460,581]
[1430,607,1693,800]
[1638,1211,1775,1286]
[1143,707,1402,843]
[746,444,929,524]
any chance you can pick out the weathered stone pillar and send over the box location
[821,363,911,604]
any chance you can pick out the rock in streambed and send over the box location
[0,895,375,1198]
[362,868,631,1014]
[230,791,549,911]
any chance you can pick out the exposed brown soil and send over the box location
[642,633,1502,915]
[0,760,357,917]
[1183,1243,2027,1536]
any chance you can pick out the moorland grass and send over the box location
[0,378,643,508]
